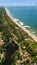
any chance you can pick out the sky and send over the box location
[0,0,37,6]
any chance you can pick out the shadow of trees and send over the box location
[2,40,18,65]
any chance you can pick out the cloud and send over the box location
[0,0,37,6]
[23,1,37,6]
[11,1,37,6]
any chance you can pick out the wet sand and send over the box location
[5,8,37,42]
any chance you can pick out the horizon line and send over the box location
[0,5,37,7]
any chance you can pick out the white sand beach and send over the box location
[5,8,37,42]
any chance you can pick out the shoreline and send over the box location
[5,8,37,42]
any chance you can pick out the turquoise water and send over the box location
[7,6,37,35]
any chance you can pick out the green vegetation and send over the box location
[0,7,37,65]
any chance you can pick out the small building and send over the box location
[30,60,36,65]
[0,38,4,46]
[30,62,36,65]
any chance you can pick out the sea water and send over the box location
[7,6,37,36]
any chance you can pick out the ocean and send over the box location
[6,6,37,36]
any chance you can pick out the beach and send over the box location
[5,8,37,42]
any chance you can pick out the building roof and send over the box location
[0,39,4,46]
